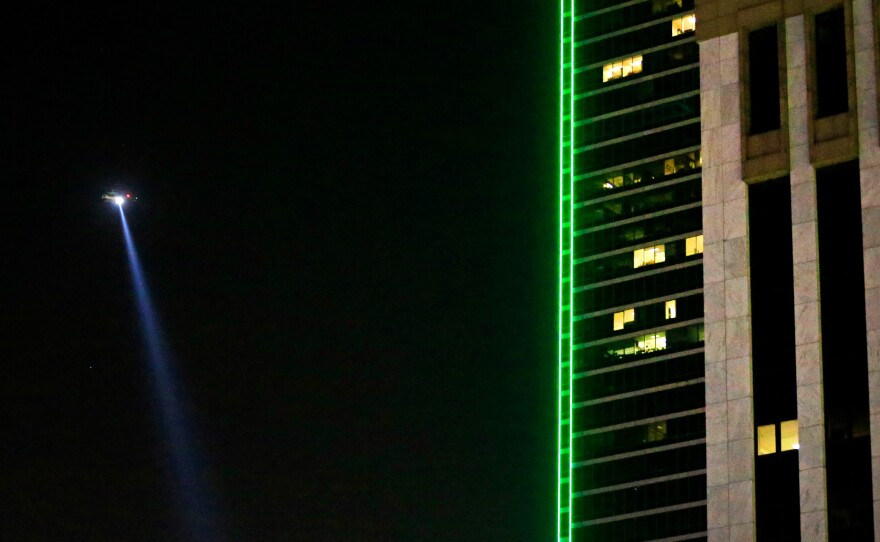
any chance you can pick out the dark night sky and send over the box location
[4,3,557,540]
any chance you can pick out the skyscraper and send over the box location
[697,0,880,540]
[559,2,707,540]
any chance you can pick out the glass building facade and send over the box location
[559,1,706,540]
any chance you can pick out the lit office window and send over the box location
[637,331,667,352]
[758,424,777,455]
[608,331,668,356]
[634,244,666,268]
[672,14,696,36]
[613,308,635,330]
[665,300,677,319]
[603,173,642,190]
[664,151,701,176]
[646,421,667,441]
[604,175,624,190]
[685,235,704,256]
[780,420,799,451]
[603,55,643,82]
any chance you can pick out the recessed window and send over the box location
[780,420,799,451]
[757,420,800,455]
[748,25,781,134]
[814,8,848,117]
[685,235,703,256]
[613,308,635,330]
[758,424,777,455]
[665,300,677,319]
[603,55,643,82]
[672,14,696,36]
[634,244,666,268]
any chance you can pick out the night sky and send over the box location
[5,3,557,540]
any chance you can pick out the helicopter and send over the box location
[101,191,137,205]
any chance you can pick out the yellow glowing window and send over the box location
[780,420,799,451]
[602,55,643,82]
[613,308,635,330]
[603,175,624,189]
[631,57,643,78]
[757,424,777,455]
[603,173,642,190]
[672,14,696,36]
[608,331,667,356]
[664,158,677,175]
[634,244,666,268]
[646,421,667,441]
[685,235,704,256]
[665,300,677,319]
[637,331,667,352]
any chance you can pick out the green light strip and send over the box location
[558,1,575,540]
[568,0,575,537]
[557,0,566,538]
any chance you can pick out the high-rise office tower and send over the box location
[558,2,707,540]
[697,0,880,540]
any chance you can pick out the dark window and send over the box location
[815,8,849,117]
[748,25,781,134]
[749,177,797,426]
[749,177,801,541]
[817,161,873,541]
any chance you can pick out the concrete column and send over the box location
[785,14,829,541]
[852,1,880,538]
[701,30,756,542]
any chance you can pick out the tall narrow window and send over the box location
[779,420,799,451]
[748,25,781,133]
[757,424,777,455]
[815,7,849,117]
[613,308,635,330]
[685,235,703,256]
[665,300,677,319]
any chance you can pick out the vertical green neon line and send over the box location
[572,18,575,542]
[557,0,564,537]
[558,1,574,540]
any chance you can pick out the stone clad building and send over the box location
[698,0,880,539]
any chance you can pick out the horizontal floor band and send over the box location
[574,289,703,320]
[573,439,706,468]
[574,118,699,153]
[573,260,701,292]
[572,468,706,496]
[572,231,702,264]
[573,172,700,209]
[577,36,696,72]
[574,90,700,126]
[574,408,705,437]
[575,63,699,100]
[573,145,700,181]
[576,13,689,47]
[573,317,703,350]
[575,201,702,236]
[572,500,707,528]
[575,0,647,21]
[574,347,705,378]
[574,377,704,408]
